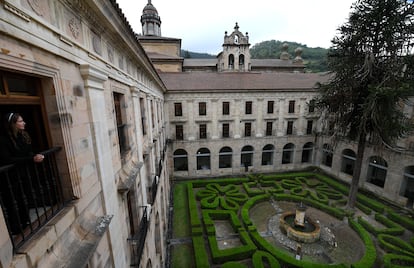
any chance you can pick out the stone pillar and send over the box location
[211,99,219,139]
[256,98,263,137]
[277,98,285,136]
[234,99,241,138]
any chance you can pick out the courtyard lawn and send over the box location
[170,171,414,268]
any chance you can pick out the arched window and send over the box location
[261,144,274,165]
[173,149,188,171]
[282,143,295,164]
[367,156,388,188]
[301,142,313,163]
[219,147,233,168]
[241,145,254,167]
[322,143,333,167]
[228,54,234,69]
[197,148,210,170]
[239,54,245,67]
[400,166,414,207]
[341,149,356,175]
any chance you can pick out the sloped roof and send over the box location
[251,59,302,68]
[183,59,217,67]
[160,72,328,92]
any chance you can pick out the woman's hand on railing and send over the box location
[33,154,45,163]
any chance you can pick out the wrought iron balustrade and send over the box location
[128,207,149,267]
[0,147,65,250]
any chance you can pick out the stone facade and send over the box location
[0,0,169,267]
[1,1,414,268]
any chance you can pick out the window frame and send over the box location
[199,102,206,116]
[174,102,182,116]
[245,101,252,115]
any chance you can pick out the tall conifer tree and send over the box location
[316,0,414,208]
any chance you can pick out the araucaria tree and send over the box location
[315,0,414,209]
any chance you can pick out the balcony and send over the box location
[128,206,149,266]
[0,147,66,250]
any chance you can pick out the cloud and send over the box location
[117,0,356,54]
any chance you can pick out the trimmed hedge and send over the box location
[377,234,414,258]
[208,228,257,264]
[187,183,201,228]
[252,250,281,268]
[383,253,414,268]
[191,177,249,187]
[241,194,271,226]
[355,202,372,215]
[348,218,377,268]
[249,226,348,268]
[386,210,414,232]
[175,172,414,267]
[357,214,404,236]
[193,235,210,268]
[273,193,346,220]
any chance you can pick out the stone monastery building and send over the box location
[0,0,413,267]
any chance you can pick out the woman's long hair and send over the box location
[4,112,32,148]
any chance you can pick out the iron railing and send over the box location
[0,147,65,250]
[128,207,149,266]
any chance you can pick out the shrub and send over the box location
[349,218,377,268]
[377,234,414,258]
[383,253,414,268]
[358,214,404,236]
[386,210,414,232]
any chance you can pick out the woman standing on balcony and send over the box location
[0,112,44,234]
[0,112,44,164]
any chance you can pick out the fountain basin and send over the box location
[279,211,321,243]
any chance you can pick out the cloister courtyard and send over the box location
[168,170,414,268]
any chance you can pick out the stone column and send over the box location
[277,98,285,136]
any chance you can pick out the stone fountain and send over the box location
[279,202,321,243]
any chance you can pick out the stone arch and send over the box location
[282,143,295,164]
[301,142,314,163]
[197,147,210,170]
[241,145,254,167]
[173,149,188,171]
[366,156,388,188]
[219,146,233,168]
[261,144,275,166]
[341,149,356,175]
[321,143,333,167]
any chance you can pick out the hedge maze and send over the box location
[171,172,414,267]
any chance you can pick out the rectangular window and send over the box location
[308,100,315,113]
[114,92,128,155]
[140,97,146,135]
[287,121,293,135]
[199,124,207,139]
[288,100,295,113]
[306,120,313,135]
[222,123,230,138]
[267,101,274,114]
[245,101,252,114]
[266,122,273,136]
[199,102,206,115]
[174,102,182,116]
[245,122,252,137]
[222,102,230,115]
[176,125,184,140]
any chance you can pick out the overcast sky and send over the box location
[116,0,357,55]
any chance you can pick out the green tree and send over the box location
[315,0,414,209]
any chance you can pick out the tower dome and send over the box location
[141,0,161,36]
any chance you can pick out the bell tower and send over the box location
[141,0,161,36]
[218,23,251,72]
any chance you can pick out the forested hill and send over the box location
[250,40,329,72]
[181,40,329,73]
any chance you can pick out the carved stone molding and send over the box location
[68,17,81,39]
[27,0,44,16]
